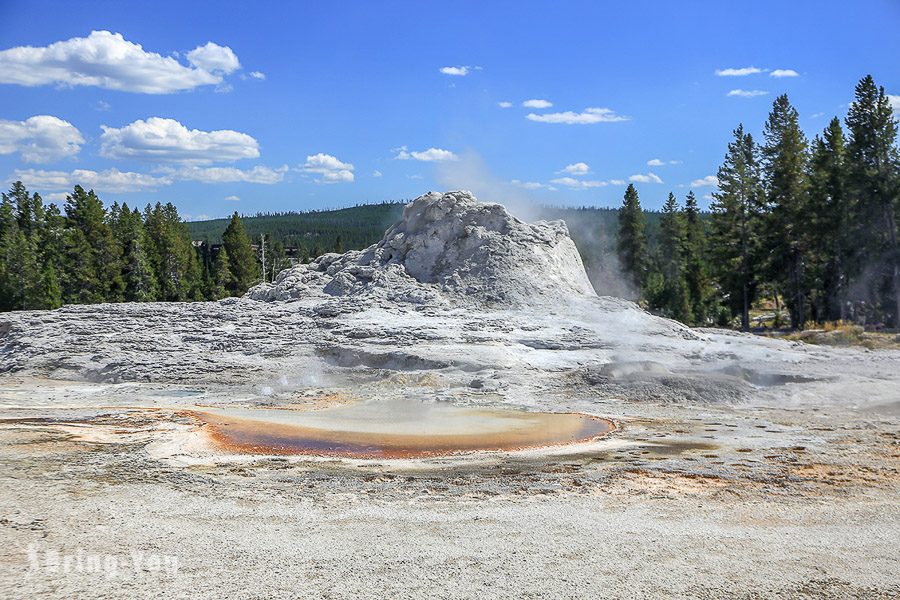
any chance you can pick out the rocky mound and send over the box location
[247,190,597,306]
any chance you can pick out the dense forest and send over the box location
[618,75,899,330]
[0,186,263,309]
[1,75,897,332]
[186,203,407,252]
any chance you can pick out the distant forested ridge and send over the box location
[186,202,407,253]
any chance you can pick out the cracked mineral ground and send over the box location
[1,192,899,598]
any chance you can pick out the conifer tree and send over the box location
[113,204,157,302]
[682,191,712,324]
[617,184,648,291]
[807,118,850,321]
[710,124,765,331]
[64,186,123,304]
[211,246,232,299]
[221,212,258,295]
[762,94,810,329]
[845,75,900,326]
[653,192,691,321]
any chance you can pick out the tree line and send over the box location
[617,75,900,330]
[0,184,263,311]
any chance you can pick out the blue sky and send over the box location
[0,0,898,219]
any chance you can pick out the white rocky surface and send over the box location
[0,191,898,598]
[248,190,597,306]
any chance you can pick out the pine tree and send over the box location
[144,202,197,301]
[807,118,851,321]
[845,75,900,327]
[211,246,232,299]
[113,204,157,302]
[710,124,765,331]
[617,183,648,291]
[653,192,691,321]
[682,191,712,324]
[762,94,810,329]
[64,186,123,304]
[221,212,258,295]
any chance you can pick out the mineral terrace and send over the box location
[1,191,898,598]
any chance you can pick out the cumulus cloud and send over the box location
[628,172,663,184]
[510,179,556,191]
[550,177,610,189]
[888,95,900,113]
[770,69,799,78]
[439,66,480,76]
[522,99,553,109]
[299,153,354,183]
[715,66,763,76]
[0,31,240,93]
[727,89,768,98]
[497,101,513,108]
[0,115,84,163]
[527,107,629,124]
[99,117,259,164]
[691,175,719,187]
[394,146,458,162]
[163,164,288,184]
[186,42,240,74]
[13,167,171,193]
[646,158,682,166]
[558,162,590,176]
[224,195,240,201]
[372,170,383,177]
[248,71,266,80]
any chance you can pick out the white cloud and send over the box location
[609,179,626,185]
[186,42,240,74]
[550,177,610,189]
[690,175,719,188]
[0,31,240,93]
[510,179,556,191]
[372,170,383,177]
[497,101,513,108]
[168,164,288,184]
[440,66,479,76]
[770,69,799,78]
[100,117,259,164]
[527,107,629,124]
[224,195,240,201]
[628,172,663,184]
[394,146,458,162]
[299,153,354,183]
[13,167,171,193]
[888,95,900,113]
[558,162,590,176]
[715,66,763,77]
[248,71,265,80]
[727,89,768,98]
[0,115,84,163]
[809,112,825,119]
[94,100,111,112]
[407,174,424,180]
[522,99,553,109]
[646,158,682,167]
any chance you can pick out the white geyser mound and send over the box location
[247,190,597,307]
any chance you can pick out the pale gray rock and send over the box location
[247,190,596,307]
